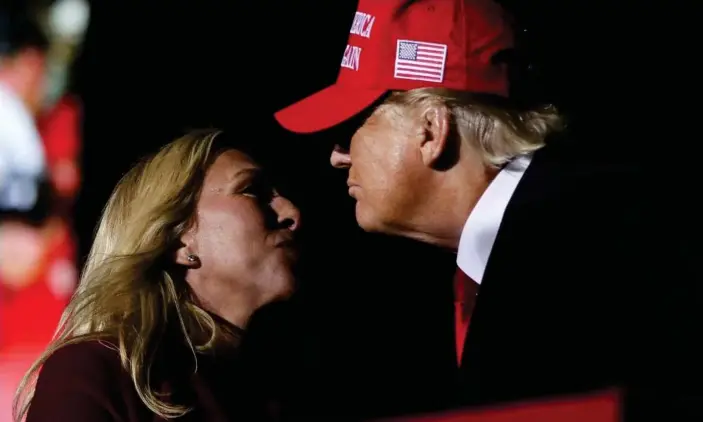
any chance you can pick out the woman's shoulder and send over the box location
[33,338,132,399]
[26,339,143,421]
[39,339,122,380]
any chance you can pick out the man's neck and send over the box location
[399,164,498,250]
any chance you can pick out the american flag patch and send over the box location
[394,39,448,83]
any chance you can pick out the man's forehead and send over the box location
[327,98,394,149]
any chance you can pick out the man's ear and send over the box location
[419,104,451,167]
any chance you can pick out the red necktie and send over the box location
[454,266,478,367]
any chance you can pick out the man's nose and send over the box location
[330,145,351,169]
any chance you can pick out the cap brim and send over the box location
[274,84,386,134]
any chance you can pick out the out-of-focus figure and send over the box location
[0,0,89,347]
[0,2,88,421]
[0,4,52,352]
[0,5,50,216]
[0,95,81,349]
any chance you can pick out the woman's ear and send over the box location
[175,247,198,267]
[175,231,199,267]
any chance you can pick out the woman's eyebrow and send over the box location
[226,168,263,189]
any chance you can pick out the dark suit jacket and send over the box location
[448,139,701,420]
[26,333,276,421]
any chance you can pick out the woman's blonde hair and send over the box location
[13,129,237,420]
[382,88,565,167]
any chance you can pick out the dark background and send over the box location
[68,0,692,419]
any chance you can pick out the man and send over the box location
[274,0,701,420]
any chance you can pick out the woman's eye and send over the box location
[241,185,258,196]
[241,180,275,202]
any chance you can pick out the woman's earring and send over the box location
[187,254,199,264]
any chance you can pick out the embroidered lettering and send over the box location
[349,12,375,38]
[340,44,362,71]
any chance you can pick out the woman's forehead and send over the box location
[204,150,260,187]
[213,150,258,173]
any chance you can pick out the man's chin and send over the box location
[355,204,385,234]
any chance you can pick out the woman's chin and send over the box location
[264,272,297,304]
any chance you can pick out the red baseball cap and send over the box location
[274,0,514,134]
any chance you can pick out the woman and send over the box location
[13,129,301,421]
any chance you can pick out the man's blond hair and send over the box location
[382,88,565,167]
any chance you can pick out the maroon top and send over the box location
[26,336,273,421]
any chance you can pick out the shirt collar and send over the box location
[456,155,532,284]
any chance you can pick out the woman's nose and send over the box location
[330,144,351,169]
[272,195,301,231]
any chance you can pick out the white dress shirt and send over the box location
[456,155,532,284]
